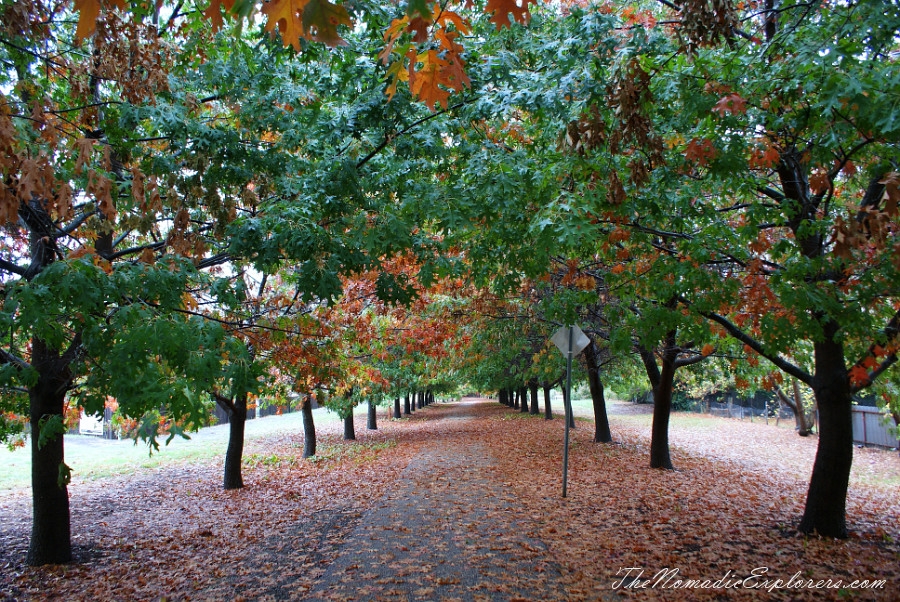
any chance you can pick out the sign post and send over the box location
[550,325,590,498]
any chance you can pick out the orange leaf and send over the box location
[68,246,92,261]
[879,172,899,216]
[407,16,431,43]
[809,167,830,195]
[73,0,125,42]
[434,6,470,34]
[73,0,101,41]
[383,61,409,101]
[485,0,537,29]
[684,138,717,167]
[88,169,116,220]
[701,344,715,357]
[849,364,870,386]
[204,0,236,32]
[262,0,311,51]
[73,137,95,176]
[379,16,409,66]
[748,143,779,170]
[712,93,747,116]
[409,50,451,110]
[840,160,857,177]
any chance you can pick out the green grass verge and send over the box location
[0,404,374,491]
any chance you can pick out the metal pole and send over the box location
[563,325,573,498]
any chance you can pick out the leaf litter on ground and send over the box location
[0,398,897,601]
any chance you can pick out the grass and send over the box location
[242,439,398,469]
[0,403,375,491]
[306,439,398,466]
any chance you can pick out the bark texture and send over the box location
[584,343,612,443]
[343,413,355,441]
[223,394,248,490]
[27,338,73,566]
[367,400,377,430]
[799,333,853,538]
[542,384,553,420]
[302,396,317,458]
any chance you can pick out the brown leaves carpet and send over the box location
[1,398,898,601]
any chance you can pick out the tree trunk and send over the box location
[775,380,812,436]
[27,338,73,566]
[519,387,529,414]
[302,396,316,458]
[343,413,355,441]
[588,369,612,443]
[223,394,248,490]
[418,391,424,409]
[404,393,411,415]
[792,378,811,436]
[409,392,415,413]
[528,381,539,415]
[798,336,853,538]
[543,384,552,420]
[562,387,576,428]
[585,344,612,443]
[393,397,401,419]
[499,389,508,406]
[649,339,677,470]
[367,400,377,430]
[512,389,519,409]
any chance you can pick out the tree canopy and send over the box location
[2,0,899,565]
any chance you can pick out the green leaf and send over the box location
[37,414,67,451]
[57,462,72,489]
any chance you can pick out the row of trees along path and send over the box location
[2,396,899,599]
[4,0,900,570]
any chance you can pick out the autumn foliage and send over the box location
[3,0,900,587]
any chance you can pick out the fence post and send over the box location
[862,410,867,447]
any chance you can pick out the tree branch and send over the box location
[0,385,29,394]
[849,308,900,393]
[355,99,471,170]
[700,311,813,385]
[197,252,231,270]
[61,210,99,235]
[0,257,26,276]
[773,386,798,413]
[212,390,236,415]
[674,352,708,368]
[0,348,31,370]
[60,332,83,366]
[627,222,693,240]
[108,241,167,260]
[758,186,785,203]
